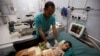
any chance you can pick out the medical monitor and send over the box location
[68,23,85,38]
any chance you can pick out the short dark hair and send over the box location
[64,41,72,48]
[63,41,72,52]
[44,1,55,10]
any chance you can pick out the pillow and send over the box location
[64,48,73,56]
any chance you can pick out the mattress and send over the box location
[48,31,100,56]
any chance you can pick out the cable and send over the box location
[88,37,100,50]
[88,35,100,43]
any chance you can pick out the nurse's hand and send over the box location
[54,40,58,47]
[46,42,52,48]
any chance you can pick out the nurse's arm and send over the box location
[52,25,57,40]
[39,27,48,43]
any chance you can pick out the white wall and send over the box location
[70,0,87,13]
[12,0,70,19]
[12,0,69,27]
[0,0,17,24]
[86,0,100,40]
[0,0,15,15]
[12,0,39,18]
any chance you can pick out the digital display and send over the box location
[68,23,85,38]
[71,24,82,34]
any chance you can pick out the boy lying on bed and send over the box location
[16,40,72,56]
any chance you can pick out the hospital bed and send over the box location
[55,31,100,56]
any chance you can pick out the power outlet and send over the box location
[82,15,87,20]
[71,13,87,20]
[71,13,79,19]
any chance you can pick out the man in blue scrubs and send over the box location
[35,1,58,48]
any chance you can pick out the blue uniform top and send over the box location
[35,13,55,36]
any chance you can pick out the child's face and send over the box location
[62,42,70,51]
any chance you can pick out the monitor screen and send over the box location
[68,23,85,38]
[71,24,82,34]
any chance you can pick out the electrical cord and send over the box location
[88,38,100,50]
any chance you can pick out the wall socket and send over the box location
[71,13,87,20]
